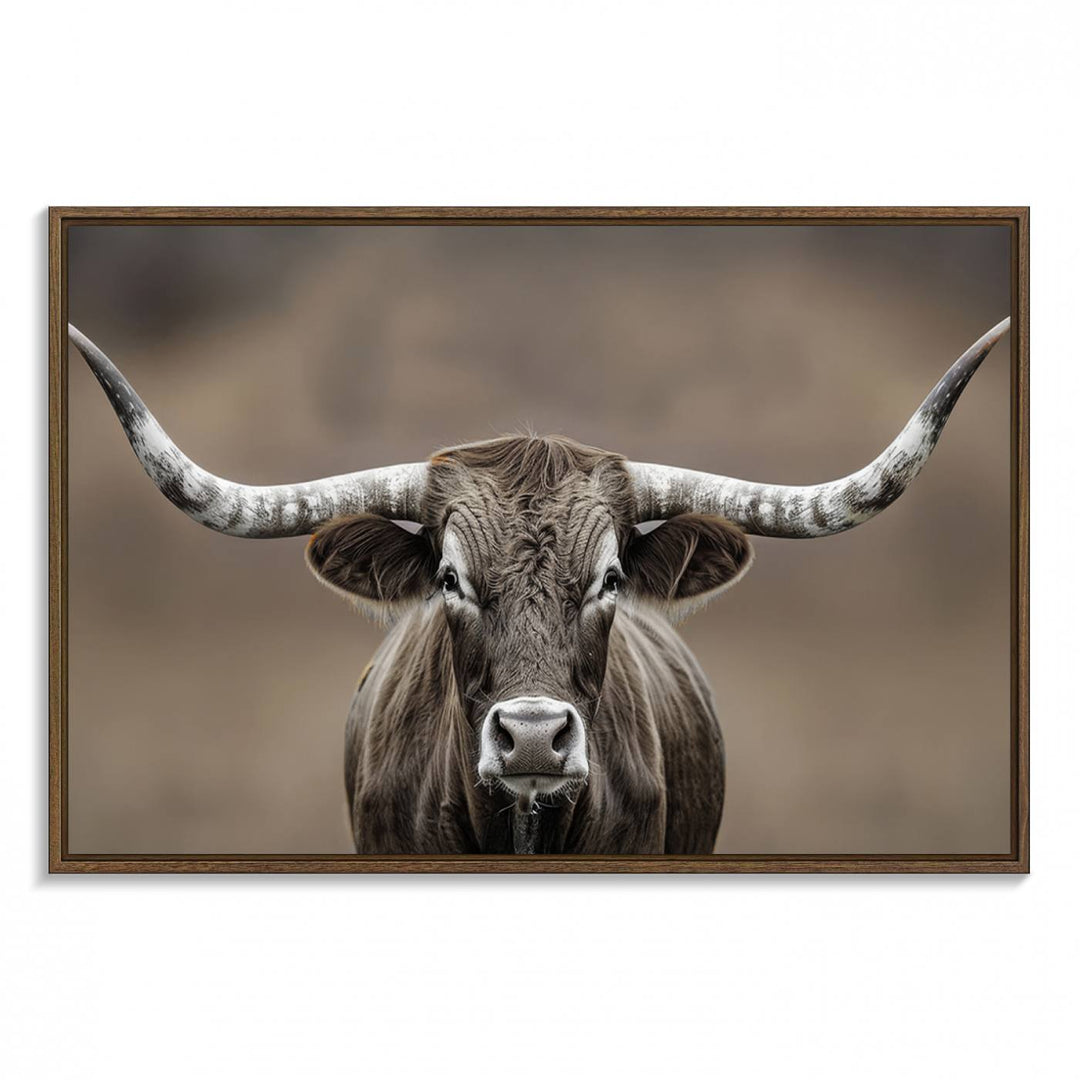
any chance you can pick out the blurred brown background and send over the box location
[66,222,1013,855]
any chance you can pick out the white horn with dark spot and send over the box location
[627,317,1011,538]
[69,325,428,537]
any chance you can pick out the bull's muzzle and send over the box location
[478,696,588,798]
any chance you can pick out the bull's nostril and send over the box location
[492,711,514,755]
[551,714,573,753]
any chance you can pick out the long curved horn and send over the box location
[70,325,428,537]
[627,316,1011,538]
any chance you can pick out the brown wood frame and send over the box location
[48,206,1030,874]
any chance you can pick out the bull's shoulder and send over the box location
[610,606,714,700]
[344,604,453,809]
[608,606,722,752]
[608,606,724,854]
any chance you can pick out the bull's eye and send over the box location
[441,567,459,593]
[602,568,620,595]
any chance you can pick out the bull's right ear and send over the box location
[305,514,438,618]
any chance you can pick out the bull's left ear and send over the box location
[622,514,753,620]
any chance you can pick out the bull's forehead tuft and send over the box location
[443,482,619,583]
[428,436,630,595]
[424,434,634,531]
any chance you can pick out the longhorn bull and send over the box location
[70,317,1010,854]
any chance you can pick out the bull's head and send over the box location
[303,436,754,806]
[69,317,1010,808]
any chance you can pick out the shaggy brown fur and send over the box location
[307,435,753,855]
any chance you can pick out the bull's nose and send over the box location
[478,696,588,795]
[497,707,569,772]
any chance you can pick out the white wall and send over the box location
[2,3,1075,1076]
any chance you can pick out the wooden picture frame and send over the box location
[48,206,1029,873]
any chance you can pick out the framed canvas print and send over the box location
[48,207,1028,873]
